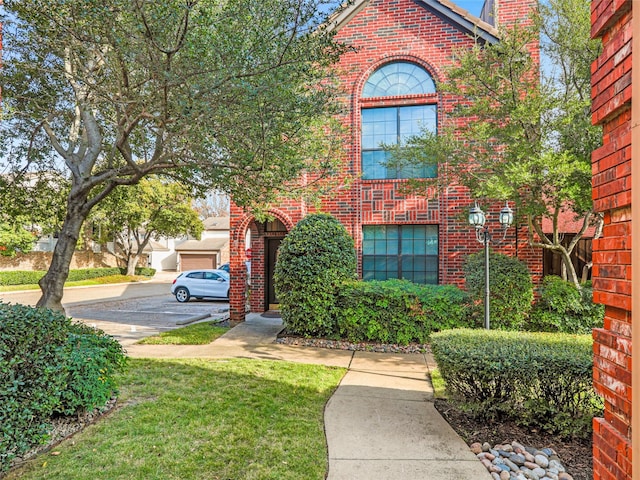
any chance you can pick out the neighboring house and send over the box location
[174,216,230,271]
[228,0,540,322]
[101,216,230,272]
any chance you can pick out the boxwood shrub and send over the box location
[527,275,604,334]
[431,328,602,438]
[335,279,473,344]
[0,303,127,472]
[274,213,357,337]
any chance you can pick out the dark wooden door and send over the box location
[265,238,282,308]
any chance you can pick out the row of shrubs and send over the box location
[0,266,156,286]
[274,214,603,343]
[431,329,602,439]
[0,303,127,472]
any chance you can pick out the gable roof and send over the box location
[328,0,499,44]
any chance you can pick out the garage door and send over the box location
[180,254,216,271]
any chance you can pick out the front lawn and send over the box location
[7,358,345,480]
[137,321,229,345]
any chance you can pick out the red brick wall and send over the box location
[590,0,633,478]
[229,0,541,319]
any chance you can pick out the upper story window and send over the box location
[361,62,437,180]
[362,62,436,97]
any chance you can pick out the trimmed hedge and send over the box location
[527,276,604,334]
[335,279,473,344]
[464,251,533,330]
[431,328,602,438]
[0,303,127,471]
[274,213,357,337]
[0,303,70,470]
[0,267,155,286]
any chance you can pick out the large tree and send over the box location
[389,0,601,288]
[0,0,347,311]
[92,178,204,275]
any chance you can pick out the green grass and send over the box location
[7,358,345,480]
[0,275,147,292]
[138,321,229,345]
[430,367,447,399]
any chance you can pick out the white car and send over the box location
[171,269,230,303]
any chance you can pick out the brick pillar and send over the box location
[590,1,633,478]
[229,203,248,325]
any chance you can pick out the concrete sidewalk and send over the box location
[124,313,491,480]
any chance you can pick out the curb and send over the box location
[176,313,212,326]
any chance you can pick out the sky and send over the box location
[452,0,485,17]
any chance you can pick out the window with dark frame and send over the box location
[361,62,438,180]
[362,225,438,284]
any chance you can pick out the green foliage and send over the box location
[0,303,70,471]
[0,304,127,471]
[119,267,156,277]
[0,223,36,257]
[93,178,204,274]
[335,280,473,344]
[464,251,533,330]
[56,323,127,415]
[431,329,602,439]
[527,275,605,333]
[274,213,356,337]
[0,268,122,286]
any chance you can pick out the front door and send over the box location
[265,238,282,309]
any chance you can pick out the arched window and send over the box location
[362,62,436,97]
[361,62,437,180]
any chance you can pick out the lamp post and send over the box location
[468,202,514,329]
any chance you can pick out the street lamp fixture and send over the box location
[468,202,514,329]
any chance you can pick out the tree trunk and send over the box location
[126,254,140,276]
[37,193,90,313]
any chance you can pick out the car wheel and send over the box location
[175,287,190,303]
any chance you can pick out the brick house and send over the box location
[228,0,541,322]
[590,0,636,478]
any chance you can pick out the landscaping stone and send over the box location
[474,441,573,480]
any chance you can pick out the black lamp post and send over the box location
[468,202,514,329]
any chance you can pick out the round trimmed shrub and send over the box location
[464,251,533,330]
[274,213,356,337]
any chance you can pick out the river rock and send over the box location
[535,454,550,468]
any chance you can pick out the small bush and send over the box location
[274,213,356,337]
[0,303,70,471]
[464,251,533,330]
[335,279,472,344]
[527,276,605,334]
[431,328,602,438]
[56,323,127,415]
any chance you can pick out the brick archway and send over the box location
[229,207,294,323]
